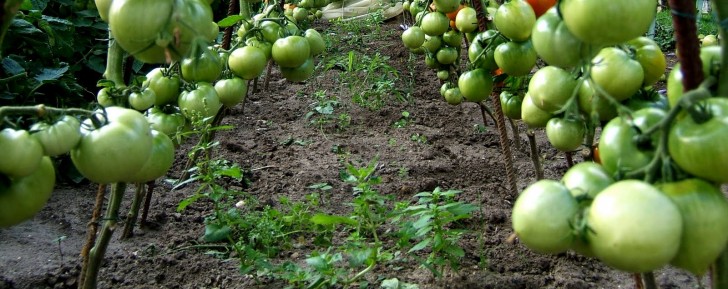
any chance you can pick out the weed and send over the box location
[393,111,411,128]
[410,133,428,144]
[396,188,478,278]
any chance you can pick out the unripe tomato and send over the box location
[145,68,180,106]
[512,179,578,254]
[598,107,665,176]
[561,162,613,201]
[272,36,311,68]
[561,0,657,46]
[402,26,426,49]
[436,46,458,65]
[229,45,267,80]
[587,180,682,273]
[494,40,537,77]
[128,88,157,111]
[521,92,553,128]
[669,98,728,184]
[304,29,326,56]
[458,69,493,102]
[178,82,222,121]
[442,30,462,47]
[71,107,154,184]
[455,7,478,33]
[590,47,644,101]
[127,130,175,183]
[531,8,587,69]
[577,79,617,121]
[214,77,248,107]
[422,35,443,53]
[468,30,506,71]
[493,0,536,41]
[527,66,578,113]
[545,117,585,152]
[433,0,459,13]
[30,115,82,157]
[626,37,667,87]
[145,106,187,138]
[0,156,55,228]
[420,12,449,36]
[181,50,224,83]
[281,57,315,82]
[0,128,44,178]
[499,91,523,120]
[443,87,464,105]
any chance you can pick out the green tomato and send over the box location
[229,45,267,80]
[402,26,426,49]
[494,40,537,77]
[659,179,728,276]
[667,46,721,108]
[493,0,536,41]
[587,180,682,273]
[458,68,493,103]
[245,37,273,60]
[433,0,459,13]
[127,130,175,183]
[305,29,326,56]
[455,6,478,33]
[0,128,44,178]
[178,82,223,121]
[531,7,588,69]
[443,87,464,105]
[561,0,657,46]
[215,77,248,107]
[669,97,728,184]
[145,106,187,138]
[96,87,116,107]
[422,35,443,54]
[420,12,449,36]
[30,115,82,157]
[442,30,462,48]
[145,68,180,106]
[181,49,224,83]
[626,37,667,87]
[0,156,55,228]
[527,66,578,113]
[512,179,578,254]
[468,30,507,71]
[436,46,459,65]
[272,36,311,68]
[545,117,585,152]
[128,88,157,111]
[590,47,644,101]
[521,92,553,128]
[598,107,665,176]
[71,107,153,184]
[561,162,613,201]
[281,57,315,82]
[499,91,523,120]
[577,78,617,121]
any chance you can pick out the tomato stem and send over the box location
[526,129,543,180]
[81,182,127,289]
[121,183,146,239]
[104,34,126,87]
[0,104,94,120]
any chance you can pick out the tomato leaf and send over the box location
[34,65,68,82]
[310,213,357,226]
[217,15,245,28]
[408,238,431,253]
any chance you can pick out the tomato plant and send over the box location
[178,82,223,121]
[458,69,493,102]
[494,40,537,77]
[272,35,311,68]
[531,8,584,69]
[590,47,644,102]
[146,106,187,138]
[215,77,248,107]
[561,162,613,200]
[145,68,181,106]
[560,0,657,45]
[527,66,578,113]
[127,130,175,183]
[598,107,665,175]
[500,91,523,120]
[521,92,553,128]
[229,45,268,80]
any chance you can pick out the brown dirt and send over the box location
[0,17,705,289]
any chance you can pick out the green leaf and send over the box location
[412,214,432,229]
[203,223,231,242]
[177,192,204,211]
[447,203,478,217]
[310,213,357,226]
[34,65,68,82]
[2,57,25,75]
[444,245,465,258]
[217,166,242,179]
[217,15,245,27]
[408,238,431,253]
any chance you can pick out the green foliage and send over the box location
[396,188,478,278]
[304,90,350,132]
[654,9,719,51]
[324,50,407,111]
[1,0,109,107]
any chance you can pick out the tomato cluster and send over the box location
[398,0,728,278]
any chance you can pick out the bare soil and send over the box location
[0,17,703,289]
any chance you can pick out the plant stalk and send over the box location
[81,182,127,289]
[104,35,126,87]
[121,183,145,239]
[526,129,543,180]
[140,181,156,226]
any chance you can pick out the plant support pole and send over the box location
[711,2,728,288]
